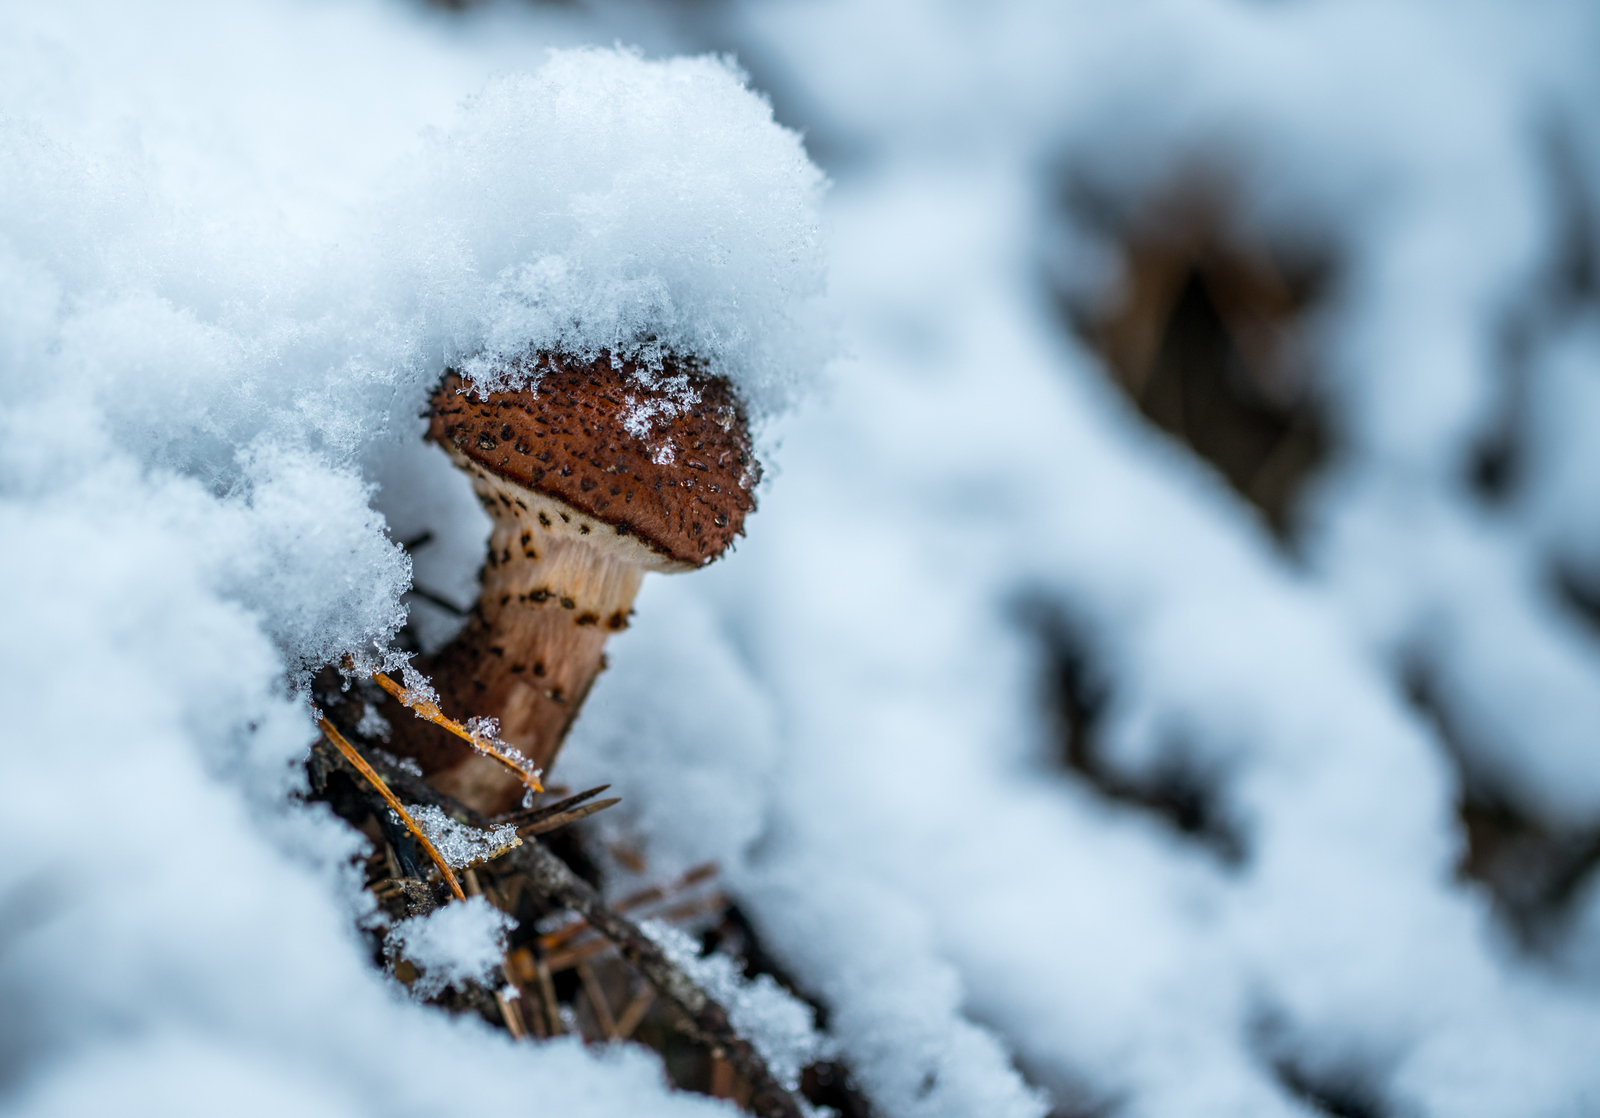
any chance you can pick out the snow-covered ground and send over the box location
[5,1,1600,1115]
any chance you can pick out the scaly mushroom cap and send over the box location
[428,353,760,568]
[394,352,762,814]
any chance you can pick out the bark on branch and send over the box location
[502,838,806,1118]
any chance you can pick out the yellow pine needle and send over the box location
[370,671,544,795]
[318,716,466,902]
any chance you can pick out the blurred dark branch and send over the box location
[407,584,469,618]
[501,838,804,1118]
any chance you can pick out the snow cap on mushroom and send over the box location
[408,47,832,420]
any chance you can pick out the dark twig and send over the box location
[539,861,720,953]
[521,798,620,837]
[407,583,470,617]
[544,892,728,972]
[493,784,613,828]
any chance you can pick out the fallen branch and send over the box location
[502,839,806,1118]
[540,861,719,953]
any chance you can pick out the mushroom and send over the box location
[386,351,760,815]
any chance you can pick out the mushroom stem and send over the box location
[401,450,682,815]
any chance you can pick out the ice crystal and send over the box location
[397,806,520,869]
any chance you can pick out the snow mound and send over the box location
[0,5,828,1116]
[405,49,831,415]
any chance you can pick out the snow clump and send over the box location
[402,806,521,870]
[386,896,517,1001]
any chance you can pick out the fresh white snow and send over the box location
[5,0,1600,1116]
[387,896,517,1000]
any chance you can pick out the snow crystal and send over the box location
[356,704,393,744]
[463,715,502,741]
[373,749,424,780]
[396,660,442,708]
[401,806,520,870]
[386,896,516,1001]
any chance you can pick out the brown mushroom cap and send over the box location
[427,353,760,567]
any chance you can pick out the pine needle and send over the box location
[540,861,719,953]
[370,669,544,796]
[494,784,612,827]
[318,716,466,902]
[520,798,620,838]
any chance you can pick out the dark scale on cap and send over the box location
[429,354,760,566]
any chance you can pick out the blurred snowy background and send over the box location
[5,0,1600,1115]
